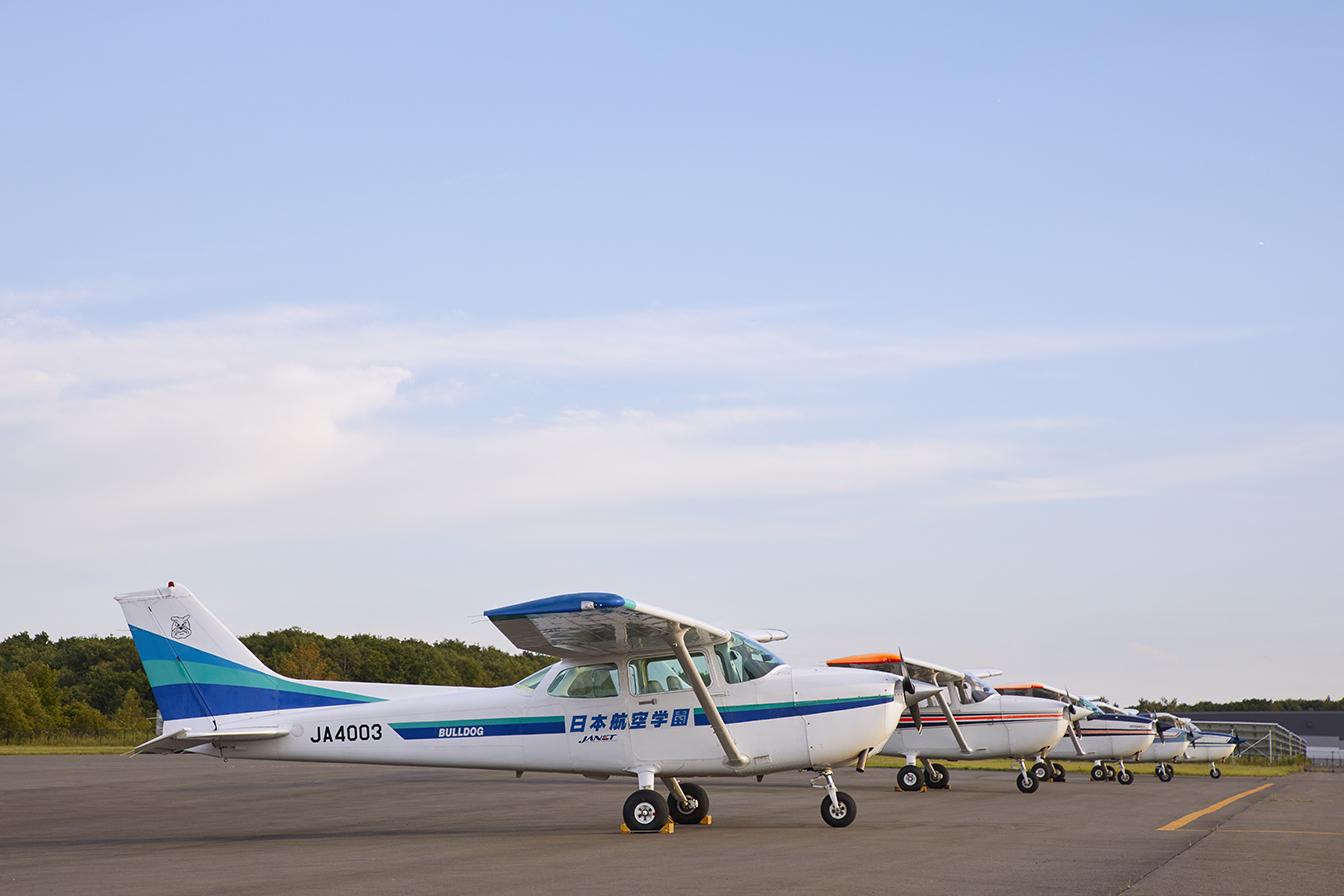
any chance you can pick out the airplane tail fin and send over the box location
[114,583,381,724]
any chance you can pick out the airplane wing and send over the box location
[485,592,731,659]
[964,668,1004,680]
[488,592,757,767]
[827,652,965,686]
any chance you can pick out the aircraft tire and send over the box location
[1051,762,1066,782]
[1156,764,1173,782]
[622,789,669,833]
[1105,764,1116,780]
[896,765,924,792]
[1030,761,1051,781]
[926,763,950,789]
[668,783,709,825]
[1117,768,1134,785]
[1016,772,1039,794]
[1210,767,1222,779]
[1089,764,1107,782]
[821,791,857,827]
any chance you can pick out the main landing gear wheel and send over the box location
[1051,761,1066,782]
[622,789,669,833]
[1105,764,1117,781]
[896,765,925,792]
[820,791,857,828]
[1030,761,1051,781]
[1090,764,1107,782]
[668,782,709,825]
[1116,768,1134,785]
[1016,772,1039,794]
[925,763,950,789]
[1210,767,1222,779]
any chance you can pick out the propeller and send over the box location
[894,648,923,731]
[1062,688,1087,754]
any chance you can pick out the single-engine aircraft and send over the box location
[116,583,905,831]
[994,683,1156,785]
[1175,724,1240,778]
[827,653,1079,794]
[1087,700,1190,782]
[1088,701,1240,779]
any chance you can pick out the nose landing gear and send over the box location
[814,768,857,828]
[1015,758,1040,793]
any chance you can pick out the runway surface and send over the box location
[2,757,1338,895]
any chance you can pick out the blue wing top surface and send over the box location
[485,592,731,658]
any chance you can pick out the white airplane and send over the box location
[994,683,1157,785]
[115,583,906,831]
[1176,724,1240,778]
[1088,700,1191,782]
[826,653,1080,794]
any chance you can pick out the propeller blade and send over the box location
[897,647,915,694]
[909,699,923,732]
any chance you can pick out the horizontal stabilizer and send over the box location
[129,727,289,755]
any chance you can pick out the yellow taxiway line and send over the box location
[1157,782,1275,831]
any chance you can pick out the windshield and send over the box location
[1076,695,1104,714]
[514,664,554,691]
[964,673,996,703]
[716,633,784,684]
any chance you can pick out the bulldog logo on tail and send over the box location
[170,615,192,639]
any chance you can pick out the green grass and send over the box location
[0,744,132,755]
[0,731,148,755]
[867,755,1302,777]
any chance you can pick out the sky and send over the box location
[2,3,1341,704]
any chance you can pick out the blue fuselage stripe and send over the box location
[392,720,566,740]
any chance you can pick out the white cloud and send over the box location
[0,299,1294,557]
[956,428,1344,505]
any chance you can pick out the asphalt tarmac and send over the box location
[1,757,1338,895]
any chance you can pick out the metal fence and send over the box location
[1189,720,1306,761]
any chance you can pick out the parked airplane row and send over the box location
[114,584,1241,833]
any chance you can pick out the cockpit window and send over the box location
[628,653,712,696]
[514,664,554,691]
[715,633,784,684]
[1076,696,1104,714]
[547,663,620,698]
[964,673,996,703]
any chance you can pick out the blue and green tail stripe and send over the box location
[129,625,384,721]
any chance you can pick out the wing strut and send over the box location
[932,690,974,754]
[666,626,749,768]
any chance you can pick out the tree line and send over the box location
[0,629,550,742]
[1134,697,1344,713]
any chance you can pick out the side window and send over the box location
[547,663,620,698]
[627,653,711,696]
